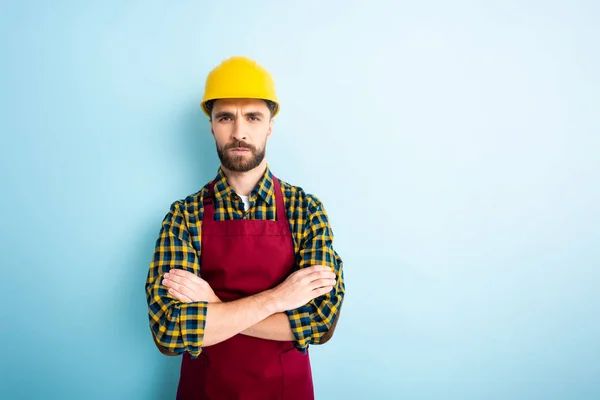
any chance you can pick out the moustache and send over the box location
[224,141,255,151]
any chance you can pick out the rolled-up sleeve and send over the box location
[145,200,207,357]
[285,195,346,352]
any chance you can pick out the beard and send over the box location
[216,139,266,172]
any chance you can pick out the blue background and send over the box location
[1,1,599,399]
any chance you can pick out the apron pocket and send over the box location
[176,352,210,400]
[279,347,314,400]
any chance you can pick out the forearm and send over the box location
[203,291,278,346]
[241,312,295,341]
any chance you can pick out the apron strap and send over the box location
[272,177,288,223]
[203,181,216,221]
[202,176,287,223]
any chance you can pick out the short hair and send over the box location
[205,99,277,119]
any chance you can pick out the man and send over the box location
[145,56,345,400]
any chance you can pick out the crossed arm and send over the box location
[153,265,334,356]
[152,313,297,357]
[145,198,345,357]
[161,271,298,342]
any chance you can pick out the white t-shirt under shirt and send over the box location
[237,194,250,212]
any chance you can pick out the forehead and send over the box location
[212,98,268,113]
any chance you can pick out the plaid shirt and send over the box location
[145,165,345,357]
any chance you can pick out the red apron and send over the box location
[176,177,314,400]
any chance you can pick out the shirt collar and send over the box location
[212,165,275,206]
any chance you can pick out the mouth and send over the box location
[229,148,250,155]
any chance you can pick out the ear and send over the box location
[267,118,274,138]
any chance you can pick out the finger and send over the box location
[162,278,177,289]
[296,265,332,276]
[312,286,334,297]
[319,271,336,279]
[169,268,203,280]
[162,278,189,295]
[167,273,206,294]
[165,270,194,283]
[298,274,335,289]
[306,270,336,281]
[168,269,205,285]
[176,284,196,301]
[311,278,336,289]
[164,273,200,293]
[163,273,186,285]
[309,265,332,272]
[168,288,192,303]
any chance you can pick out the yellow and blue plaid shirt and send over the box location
[145,165,345,356]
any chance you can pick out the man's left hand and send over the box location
[162,269,221,303]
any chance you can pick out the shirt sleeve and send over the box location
[285,195,346,352]
[145,200,207,357]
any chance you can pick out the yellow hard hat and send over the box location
[200,56,279,117]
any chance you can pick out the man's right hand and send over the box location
[268,265,336,312]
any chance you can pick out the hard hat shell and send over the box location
[200,56,279,117]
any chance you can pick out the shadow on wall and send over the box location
[122,102,218,399]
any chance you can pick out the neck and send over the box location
[221,160,268,196]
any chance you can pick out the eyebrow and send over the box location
[214,111,235,119]
[213,110,266,119]
[244,111,265,118]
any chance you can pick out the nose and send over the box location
[231,119,246,142]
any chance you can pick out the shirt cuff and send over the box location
[285,306,316,353]
[178,301,208,357]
